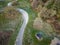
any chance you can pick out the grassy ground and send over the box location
[0,13,22,45]
[0,0,53,45]
[0,1,8,9]
[8,18,23,45]
[17,0,53,45]
[0,1,23,45]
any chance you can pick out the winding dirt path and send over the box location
[8,2,29,45]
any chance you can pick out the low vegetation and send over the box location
[0,0,60,45]
[0,6,22,45]
[23,0,60,45]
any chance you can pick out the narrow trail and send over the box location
[8,2,29,45]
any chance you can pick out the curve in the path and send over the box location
[8,2,29,45]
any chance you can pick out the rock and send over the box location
[35,33,43,41]
[50,37,60,45]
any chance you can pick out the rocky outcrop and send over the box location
[50,37,60,45]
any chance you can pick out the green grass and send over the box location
[0,1,8,9]
[0,13,23,45]
[16,0,53,45]
[0,0,53,45]
[8,19,23,45]
[0,2,23,45]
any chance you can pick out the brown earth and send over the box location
[0,31,13,45]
